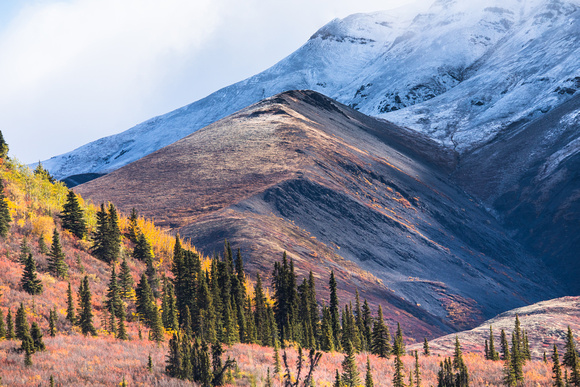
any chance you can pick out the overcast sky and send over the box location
[0,0,424,164]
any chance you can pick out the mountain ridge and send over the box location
[75,90,562,332]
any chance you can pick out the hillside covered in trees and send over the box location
[2,130,580,387]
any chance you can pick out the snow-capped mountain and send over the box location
[43,0,580,180]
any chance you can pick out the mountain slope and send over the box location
[75,90,562,333]
[43,0,580,181]
[418,296,580,359]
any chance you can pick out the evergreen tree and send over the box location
[341,340,361,387]
[511,323,524,382]
[393,323,405,356]
[254,273,272,347]
[212,340,224,386]
[424,337,430,356]
[166,333,183,378]
[488,325,499,361]
[0,178,12,238]
[30,322,45,351]
[523,330,531,361]
[66,282,76,324]
[118,256,135,300]
[0,309,5,339]
[570,352,580,387]
[265,368,272,387]
[0,130,8,159]
[49,308,57,337]
[148,353,153,372]
[107,203,121,261]
[564,326,578,368]
[6,309,15,339]
[92,203,121,263]
[365,357,374,387]
[15,303,29,340]
[145,253,161,298]
[329,270,341,350]
[274,339,282,374]
[78,276,97,335]
[334,370,342,387]
[128,208,139,243]
[23,335,33,366]
[106,265,124,320]
[19,237,31,264]
[134,232,153,261]
[371,305,391,357]
[361,299,373,350]
[161,277,179,331]
[34,162,55,183]
[21,253,43,295]
[393,351,405,387]
[438,358,454,387]
[59,190,87,239]
[48,228,68,278]
[554,345,565,387]
[117,301,128,340]
[503,342,516,387]
[38,234,49,254]
[453,336,464,370]
[415,350,422,387]
[321,305,335,352]
[500,329,509,360]
[272,252,299,344]
[200,341,213,387]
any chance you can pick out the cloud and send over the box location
[0,0,427,163]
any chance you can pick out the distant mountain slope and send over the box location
[419,296,580,359]
[76,90,562,333]
[43,0,580,181]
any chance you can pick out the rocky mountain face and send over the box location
[75,90,562,336]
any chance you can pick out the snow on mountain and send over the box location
[43,0,580,180]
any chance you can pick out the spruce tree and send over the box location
[166,333,183,378]
[48,228,68,278]
[500,329,509,360]
[38,234,49,254]
[49,308,57,337]
[254,273,271,347]
[570,352,580,387]
[107,203,121,261]
[414,350,422,387]
[503,342,516,387]
[66,282,76,324]
[511,326,524,382]
[19,237,31,264]
[321,305,335,352]
[23,335,33,366]
[161,277,179,331]
[59,190,87,239]
[393,350,405,387]
[78,276,97,335]
[0,130,8,159]
[393,322,405,356]
[362,299,373,349]
[15,303,29,340]
[371,305,391,357]
[30,322,45,351]
[341,340,361,387]
[554,345,565,387]
[334,370,342,387]
[0,178,12,238]
[91,203,110,262]
[274,339,282,374]
[329,270,341,350]
[119,256,135,300]
[424,337,430,356]
[489,325,499,361]
[106,265,124,320]
[117,301,128,340]
[21,253,43,295]
[365,357,374,387]
[6,309,15,339]
[128,208,139,243]
[0,309,5,339]
[200,341,213,387]
[453,336,464,370]
[564,326,578,368]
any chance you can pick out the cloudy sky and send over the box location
[0,0,424,164]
